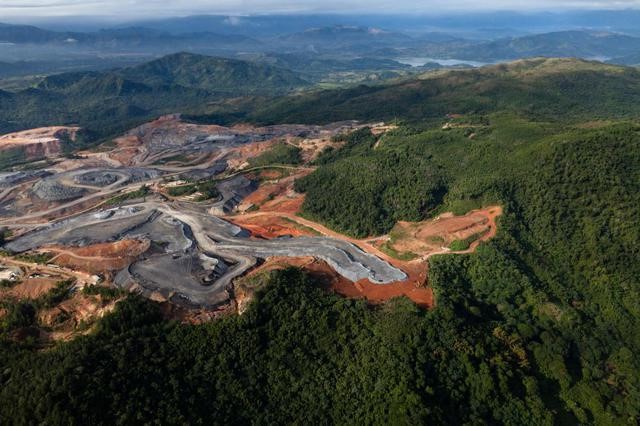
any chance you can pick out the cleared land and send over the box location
[0,117,500,315]
[0,126,78,148]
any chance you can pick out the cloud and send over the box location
[2,0,640,18]
[224,16,244,26]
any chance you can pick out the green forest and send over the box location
[248,142,302,167]
[292,114,640,424]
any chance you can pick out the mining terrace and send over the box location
[0,115,501,324]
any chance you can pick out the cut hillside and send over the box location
[0,126,78,164]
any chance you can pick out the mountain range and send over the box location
[5,20,640,80]
[0,52,308,136]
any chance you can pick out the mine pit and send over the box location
[1,117,500,320]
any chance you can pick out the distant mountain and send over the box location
[0,22,258,49]
[0,22,76,43]
[0,61,43,77]
[119,52,306,93]
[38,72,154,97]
[447,31,640,61]
[120,15,422,37]
[120,10,640,37]
[0,57,154,80]
[607,53,640,66]
[281,26,412,44]
[0,52,308,135]
[277,26,415,52]
[15,22,640,80]
[411,32,464,43]
[81,27,258,50]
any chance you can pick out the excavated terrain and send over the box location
[110,115,363,167]
[0,126,79,159]
[0,116,500,317]
[6,201,405,307]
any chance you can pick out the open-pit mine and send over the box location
[0,115,500,319]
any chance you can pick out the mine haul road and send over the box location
[5,200,406,307]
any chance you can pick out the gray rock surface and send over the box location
[5,201,406,307]
[32,179,86,201]
[0,170,51,188]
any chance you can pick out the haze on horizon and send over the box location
[2,0,640,21]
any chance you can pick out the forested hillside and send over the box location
[248,58,640,124]
[291,110,640,423]
[0,52,306,136]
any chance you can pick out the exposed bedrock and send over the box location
[32,178,86,201]
[179,161,227,181]
[4,205,191,253]
[213,237,407,284]
[209,175,258,215]
[0,170,51,189]
[68,167,161,187]
[72,170,121,186]
[115,251,232,307]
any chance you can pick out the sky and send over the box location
[2,0,640,19]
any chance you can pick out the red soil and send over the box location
[46,239,150,274]
[2,277,60,300]
[385,206,503,257]
[109,145,141,166]
[226,215,316,239]
[246,256,434,308]
[239,169,311,214]
[258,170,282,180]
[246,256,338,285]
[231,206,502,310]
[226,139,278,169]
[260,195,305,214]
[331,261,433,308]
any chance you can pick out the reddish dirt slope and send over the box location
[244,256,434,308]
[232,207,502,309]
[0,126,79,159]
[46,239,150,274]
[3,278,60,300]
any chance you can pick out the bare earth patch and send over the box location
[4,277,60,300]
[384,206,503,258]
[39,294,119,329]
[230,206,501,309]
[0,126,79,159]
[227,215,318,239]
[0,126,79,147]
[45,239,150,274]
[238,169,311,214]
